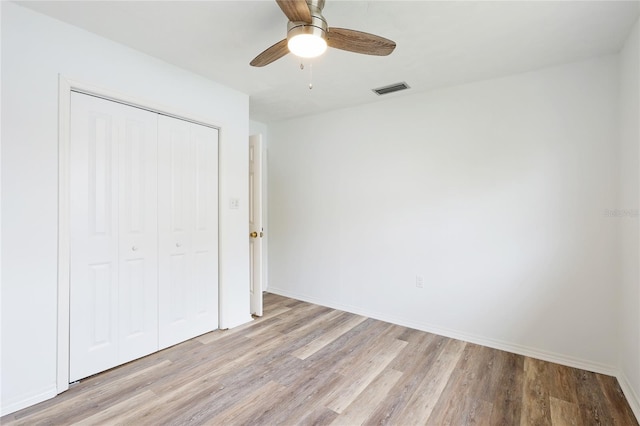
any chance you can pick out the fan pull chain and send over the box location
[299,61,314,90]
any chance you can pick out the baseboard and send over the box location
[618,372,640,422]
[1,385,57,417]
[268,287,618,377]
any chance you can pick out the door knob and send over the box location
[250,231,258,238]
[132,246,138,251]
[176,242,182,247]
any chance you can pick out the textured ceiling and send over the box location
[17,0,640,123]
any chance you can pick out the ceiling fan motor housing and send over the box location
[287,0,327,43]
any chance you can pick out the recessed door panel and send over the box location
[168,253,188,323]
[194,250,212,315]
[170,128,190,233]
[88,263,114,348]
[120,258,145,337]
[122,120,145,233]
[90,116,112,236]
[195,132,212,231]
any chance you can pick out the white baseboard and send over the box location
[268,287,618,376]
[618,372,640,422]
[1,385,57,417]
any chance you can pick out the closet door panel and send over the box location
[70,93,158,382]
[158,116,218,349]
[117,113,159,364]
[159,120,193,337]
[70,93,121,382]
[192,123,219,324]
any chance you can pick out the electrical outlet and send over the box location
[416,275,424,288]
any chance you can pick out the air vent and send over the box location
[372,82,410,96]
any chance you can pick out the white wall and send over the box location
[268,56,621,373]
[618,17,640,418]
[1,2,251,415]
[250,120,268,138]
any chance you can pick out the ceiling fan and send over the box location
[250,0,396,67]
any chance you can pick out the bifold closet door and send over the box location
[69,92,159,382]
[157,115,219,349]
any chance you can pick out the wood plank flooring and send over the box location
[2,293,638,425]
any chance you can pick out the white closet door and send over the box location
[117,104,159,363]
[70,92,158,382]
[158,115,219,349]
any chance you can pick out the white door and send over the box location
[158,115,219,349]
[249,134,263,316]
[70,92,158,382]
[118,104,159,363]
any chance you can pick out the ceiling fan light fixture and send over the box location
[286,13,328,59]
[288,33,327,58]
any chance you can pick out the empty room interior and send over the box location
[1,0,640,424]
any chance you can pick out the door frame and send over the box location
[56,76,222,393]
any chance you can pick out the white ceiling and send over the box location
[17,0,640,123]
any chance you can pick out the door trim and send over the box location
[57,76,222,393]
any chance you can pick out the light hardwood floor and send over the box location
[3,293,638,425]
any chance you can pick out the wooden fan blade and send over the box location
[276,0,312,23]
[327,28,396,56]
[250,39,289,67]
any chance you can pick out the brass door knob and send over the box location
[250,231,258,238]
